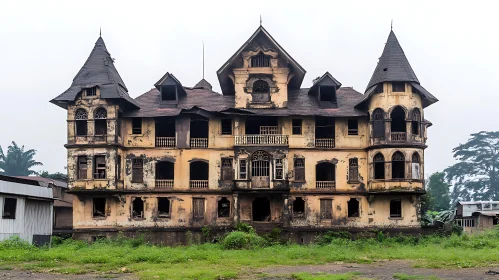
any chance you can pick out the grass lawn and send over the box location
[1,229,499,280]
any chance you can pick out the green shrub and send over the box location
[315,231,351,245]
[201,226,212,240]
[235,222,255,234]
[0,236,32,250]
[222,231,266,249]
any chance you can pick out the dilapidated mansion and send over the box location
[51,25,438,243]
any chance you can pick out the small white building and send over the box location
[0,175,53,245]
[455,201,499,233]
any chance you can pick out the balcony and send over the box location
[391,132,407,142]
[190,180,209,189]
[155,179,174,189]
[190,138,208,148]
[315,138,335,149]
[235,135,289,146]
[316,181,336,189]
[156,137,176,148]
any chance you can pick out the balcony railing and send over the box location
[316,181,336,189]
[190,138,208,148]
[235,135,289,146]
[156,137,176,148]
[391,132,407,142]
[315,138,335,149]
[190,180,209,189]
[155,179,174,189]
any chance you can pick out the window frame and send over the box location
[217,197,231,218]
[131,158,144,183]
[92,197,107,218]
[221,118,233,135]
[392,82,406,92]
[192,198,205,219]
[132,118,142,135]
[348,158,359,183]
[292,119,302,135]
[274,158,284,180]
[77,156,88,180]
[294,158,305,182]
[221,157,233,181]
[389,199,402,218]
[320,199,333,220]
[157,197,171,218]
[347,119,358,136]
[93,155,106,179]
[239,159,248,180]
[2,198,17,219]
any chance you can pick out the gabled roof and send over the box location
[50,36,139,109]
[154,72,183,89]
[365,30,419,91]
[217,25,306,95]
[309,72,342,96]
[194,79,212,90]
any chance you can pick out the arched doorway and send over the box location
[251,150,270,188]
[252,197,271,222]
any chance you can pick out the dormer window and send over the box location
[319,86,337,102]
[85,87,97,97]
[392,82,405,92]
[161,85,177,101]
[251,53,271,67]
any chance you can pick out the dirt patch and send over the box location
[0,270,138,280]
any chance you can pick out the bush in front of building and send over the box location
[222,231,267,249]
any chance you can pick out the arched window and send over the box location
[316,162,335,189]
[253,80,270,93]
[94,108,107,136]
[372,108,385,138]
[132,198,144,219]
[75,108,88,136]
[251,151,270,188]
[390,106,406,133]
[251,53,271,67]
[373,153,385,179]
[411,152,421,179]
[411,108,421,136]
[392,151,405,179]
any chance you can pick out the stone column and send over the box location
[282,194,290,227]
[233,193,239,224]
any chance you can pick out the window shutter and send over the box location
[193,198,205,218]
[320,199,332,219]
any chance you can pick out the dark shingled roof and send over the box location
[124,86,366,118]
[194,79,213,90]
[50,36,139,109]
[365,30,419,91]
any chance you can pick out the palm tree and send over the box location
[0,141,43,176]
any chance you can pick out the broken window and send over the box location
[155,117,176,138]
[411,108,421,136]
[217,197,230,218]
[347,198,360,217]
[252,197,271,221]
[75,108,88,136]
[132,198,144,219]
[319,86,337,102]
[221,118,232,135]
[156,161,174,180]
[411,152,421,180]
[293,197,305,218]
[77,156,87,179]
[2,198,17,219]
[372,108,385,138]
[239,159,248,180]
[316,162,335,182]
[190,161,208,180]
[193,198,205,219]
[85,87,97,97]
[132,118,142,134]
[245,116,278,135]
[320,199,333,219]
[251,53,271,67]
[157,198,170,218]
[93,198,106,218]
[374,153,385,179]
[294,158,305,181]
[161,85,177,101]
[392,82,405,92]
[190,115,209,148]
[348,119,358,135]
[392,151,405,179]
[292,119,302,135]
[132,158,143,183]
[94,108,107,136]
[252,80,271,103]
[315,117,335,144]
[390,200,402,218]
[348,158,359,183]
[390,106,406,133]
[94,155,106,179]
[221,158,233,181]
[275,159,284,180]
[374,84,384,94]
[116,155,121,181]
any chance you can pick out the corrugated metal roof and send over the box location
[0,175,53,200]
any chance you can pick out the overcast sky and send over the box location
[0,0,498,176]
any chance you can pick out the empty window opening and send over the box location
[374,84,384,94]
[132,118,142,134]
[320,199,333,219]
[116,155,121,181]
[390,200,402,218]
[411,85,419,94]
[157,198,170,218]
[392,151,405,179]
[132,198,144,219]
[348,119,358,135]
[316,162,335,181]
[94,108,107,135]
[132,158,143,183]
[161,85,177,101]
[390,106,406,133]
[77,156,87,179]
[252,80,271,103]
[221,118,232,135]
[221,158,233,181]
[218,197,230,218]
[347,198,360,217]
[294,158,305,181]
[85,87,97,96]
[251,53,271,67]
[245,117,278,135]
[293,197,305,218]
[292,119,302,135]
[75,108,88,136]
[155,117,176,137]
[193,198,205,219]
[94,155,106,179]
[372,108,385,138]
[411,108,421,136]
[2,198,17,219]
[392,82,405,92]
[93,198,106,218]
[190,161,208,180]
[252,150,270,177]
[411,152,421,180]
[190,115,209,139]
[315,117,335,138]
[239,159,248,180]
[319,86,337,102]
[156,161,174,180]
[374,153,385,179]
[252,197,271,221]
[348,158,359,182]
